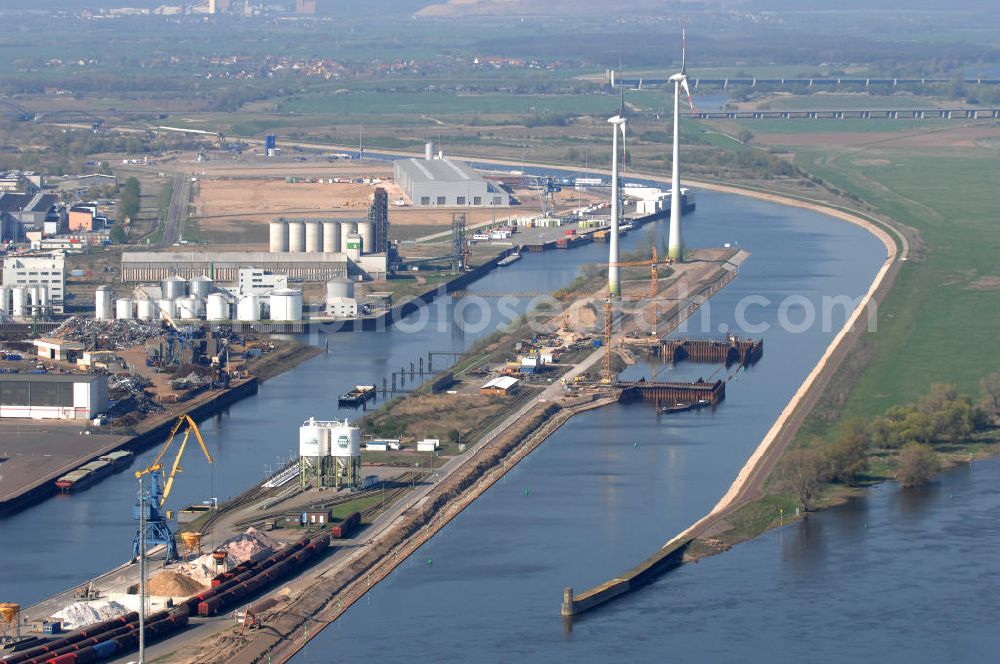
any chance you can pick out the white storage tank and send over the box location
[0,285,10,316]
[28,285,40,310]
[189,275,213,299]
[135,298,156,321]
[304,220,323,253]
[339,221,356,252]
[288,221,306,253]
[322,220,340,253]
[38,284,49,309]
[357,221,375,255]
[299,417,332,458]
[158,298,177,320]
[115,298,134,320]
[95,286,114,320]
[11,287,26,319]
[161,275,187,300]
[176,296,199,320]
[269,288,303,322]
[236,294,262,322]
[344,233,362,261]
[330,421,361,458]
[269,219,289,253]
[206,293,230,321]
[326,278,354,301]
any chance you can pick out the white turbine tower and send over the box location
[607,97,627,296]
[668,29,695,262]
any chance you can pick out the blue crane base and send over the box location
[133,521,178,562]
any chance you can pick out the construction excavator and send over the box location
[132,414,214,561]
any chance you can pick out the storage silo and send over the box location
[236,295,262,322]
[115,298,134,320]
[326,277,354,301]
[206,293,230,321]
[269,219,289,253]
[38,285,49,310]
[11,287,26,319]
[330,420,362,488]
[136,298,156,321]
[158,298,177,320]
[28,286,40,315]
[304,220,323,253]
[189,275,213,299]
[95,286,114,320]
[339,221,356,252]
[344,233,362,261]
[269,288,303,321]
[357,221,375,255]
[322,220,340,253]
[176,296,199,320]
[298,418,361,489]
[288,221,306,253]
[0,285,10,316]
[161,275,187,300]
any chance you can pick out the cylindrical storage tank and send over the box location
[161,275,187,300]
[176,296,199,320]
[330,421,361,458]
[304,220,322,253]
[339,222,356,252]
[236,295,261,322]
[322,220,340,253]
[269,220,288,253]
[28,285,40,308]
[11,286,26,319]
[206,293,230,321]
[357,221,374,255]
[115,298,134,320]
[136,298,156,321]
[326,278,354,301]
[38,284,49,308]
[0,285,9,315]
[344,233,362,261]
[425,141,434,160]
[95,286,114,320]
[268,288,302,322]
[189,275,213,299]
[158,298,176,320]
[287,221,306,253]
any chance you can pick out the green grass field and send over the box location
[795,146,1000,434]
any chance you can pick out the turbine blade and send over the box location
[681,77,696,113]
[681,29,687,74]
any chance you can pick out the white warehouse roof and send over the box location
[395,158,483,184]
[481,376,520,391]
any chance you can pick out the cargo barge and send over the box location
[99,449,134,470]
[338,385,376,407]
[54,459,113,493]
[497,252,522,266]
[659,399,712,414]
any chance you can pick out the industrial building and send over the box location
[1,253,66,315]
[394,155,509,208]
[33,338,86,362]
[0,373,108,420]
[120,251,388,283]
[299,417,362,489]
[236,267,288,296]
[480,376,520,396]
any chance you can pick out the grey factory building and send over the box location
[394,158,509,207]
[120,251,388,282]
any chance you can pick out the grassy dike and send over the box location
[693,131,1000,551]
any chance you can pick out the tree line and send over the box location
[781,376,1000,510]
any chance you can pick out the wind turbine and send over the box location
[607,92,627,296]
[667,29,695,262]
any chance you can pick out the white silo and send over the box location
[298,418,361,489]
[95,286,114,320]
[189,275,213,299]
[28,286,40,316]
[269,219,289,253]
[0,285,9,316]
[11,287,26,319]
[304,220,323,253]
[161,275,187,300]
[288,221,306,253]
[115,298,134,320]
[206,293,230,321]
[339,221,356,252]
[326,277,354,301]
[236,294,262,321]
[176,296,199,320]
[357,221,375,255]
[330,420,362,488]
[269,288,302,321]
[136,298,156,321]
[344,233,362,261]
[158,298,177,320]
[322,220,340,253]
[425,141,434,160]
[38,284,49,311]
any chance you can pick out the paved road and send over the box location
[155,174,188,248]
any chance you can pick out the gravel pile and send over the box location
[52,316,164,351]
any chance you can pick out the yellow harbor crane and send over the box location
[132,414,214,561]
